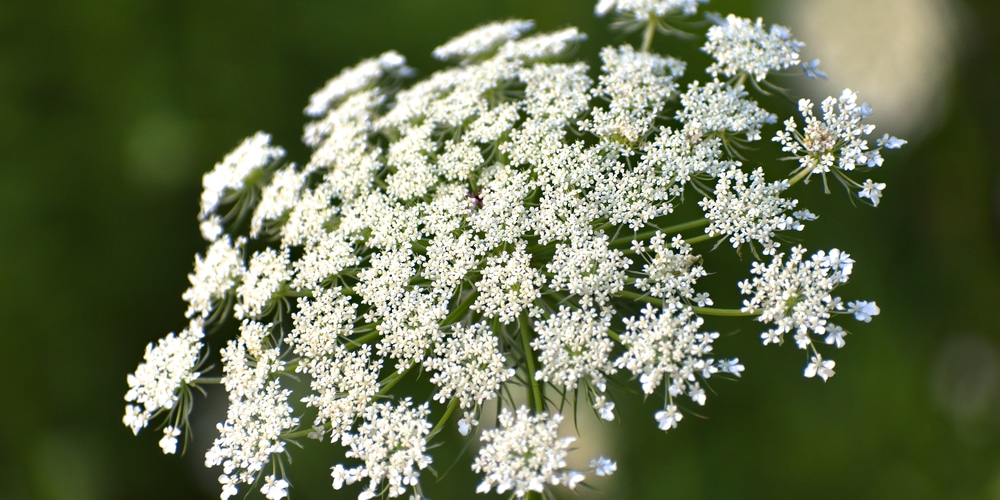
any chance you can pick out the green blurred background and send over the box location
[1,0,998,498]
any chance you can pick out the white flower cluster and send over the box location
[331,399,433,500]
[123,320,204,435]
[739,246,877,363]
[703,14,804,83]
[773,89,906,206]
[472,407,608,498]
[123,2,905,498]
[699,166,805,256]
[595,0,708,20]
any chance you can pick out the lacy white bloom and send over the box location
[297,344,382,444]
[305,51,410,117]
[199,132,285,228]
[473,407,602,497]
[205,340,298,491]
[703,14,803,82]
[433,20,535,62]
[532,306,617,391]
[676,79,777,141]
[123,320,205,435]
[472,243,545,324]
[633,231,706,301]
[615,303,737,415]
[426,321,515,410]
[182,235,245,319]
[331,399,432,500]
[739,246,872,376]
[233,247,291,320]
[595,0,707,20]
[251,164,306,237]
[700,166,805,256]
[125,3,905,497]
[773,90,904,199]
[581,44,684,144]
[545,233,631,307]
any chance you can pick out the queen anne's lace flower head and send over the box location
[124,1,905,497]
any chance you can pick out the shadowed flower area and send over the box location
[1,0,998,499]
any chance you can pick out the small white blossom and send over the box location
[123,320,205,435]
[532,306,617,391]
[473,407,593,497]
[654,404,683,431]
[433,20,535,62]
[595,0,707,20]
[182,235,245,319]
[199,132,285,223]
[594,395,616,421]
[859,179,887,207]
[703,14,803,82]
[804,354,836,381]
[159,425,181,455]
[332,399,433,499]
[700,167,803,256]
[847,300,880,323]
[590,457,617,477]
[260,475,290,500]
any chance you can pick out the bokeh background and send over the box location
[2,0,998,498]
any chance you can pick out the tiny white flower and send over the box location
[804,354,836,381]
[158,425,181,455]
[859,179,887,207]
[847,300,880,323]
[655,404,683,431]
[824,324,847,349]
[260,475,290,500]
[591,456,618,476]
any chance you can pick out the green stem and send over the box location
[641,19,657,52]
[379,365,412,396]
[692,306,757,317]
[684,234,713,245]
[617,290,757,317]
[430,398,460,437]
[348,330,380,349]
[195,377,223,385]
[607,329,622,343]
[442,289,479,326]
[617,289,663,306]
[519,312,544,413]
[787,165,814,188]
[609,218,710,248]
